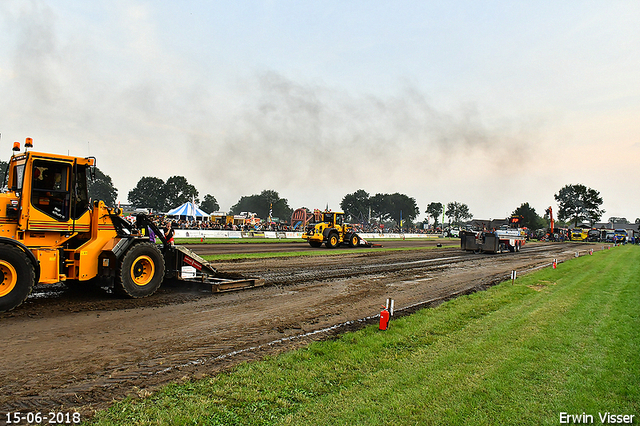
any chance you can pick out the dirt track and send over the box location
[0,241,589,419]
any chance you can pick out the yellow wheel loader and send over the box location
[301,211,362,248]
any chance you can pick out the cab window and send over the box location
[11,162,26,191]
[71,165,90,219]
[31,160,70,221]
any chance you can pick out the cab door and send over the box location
[30,159,72,223]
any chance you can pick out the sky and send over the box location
[1,1,639,222]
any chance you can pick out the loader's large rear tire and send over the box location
[0,244,35,313]
[348,233,360,248]
[115,242,165,298]
[325,231,340,248]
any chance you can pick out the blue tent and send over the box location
[166,202,210,221]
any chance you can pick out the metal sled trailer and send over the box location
[461,229,525,254]
[164,244,264,293]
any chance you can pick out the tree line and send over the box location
[54,169,632,229]
[506,184,608,230]
[1,161,623,229]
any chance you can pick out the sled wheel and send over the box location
[115,242,165,298]
[309,241,322,248]
[0,244,36,313]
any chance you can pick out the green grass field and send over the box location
[200,244,458,261]
[174,236,458,261]
[174,237,448,245]
[88,245,639,425]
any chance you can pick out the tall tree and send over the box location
[512,203,544,230]
[388,193,420,228]
[370,193,391,222]
[261,190,292,220]
[426,202,443,228]
[340,189,370,222]
[200,194,220,213]
[554,184,604,226]
[230,190,292,220]
[445,202,473,226]
[88,167,118,207]
[163,175,199,210]
[370,193,419,227]
[128,177,166,212]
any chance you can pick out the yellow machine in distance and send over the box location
[569,228,589,241]
[301,211,361,248]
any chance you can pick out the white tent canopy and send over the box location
[165,202,210,221]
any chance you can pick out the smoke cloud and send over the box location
[188,71,535,211]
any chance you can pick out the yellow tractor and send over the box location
[0,139,260,313]
[301,211,361,248]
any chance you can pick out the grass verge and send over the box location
[88,245,639,425]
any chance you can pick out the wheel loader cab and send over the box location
[323,212,343,228]
[12,154,93,229]
[322,212,336,226]
[31,161,71,221]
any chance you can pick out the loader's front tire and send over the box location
[325,232,340,248]
[0,244,35,313]
[115,242,165,298]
